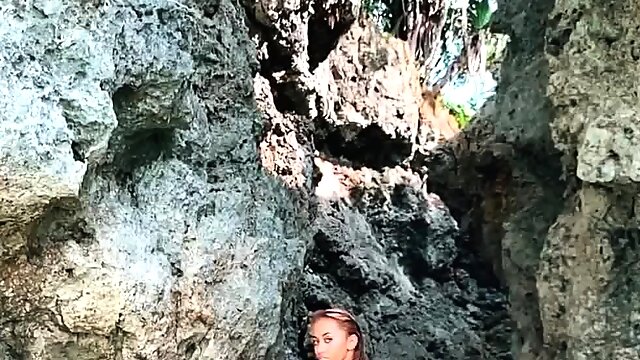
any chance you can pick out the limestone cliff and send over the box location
[426,0,640,359]
[0,0,512,357]
[2,0,639,359]
[1,0,308,358]
[247,1,510,358]
[540,0,640,359]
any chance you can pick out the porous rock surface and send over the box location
[1,0,308,359]
[251,3,510,359]
[539,0,640,359]
[422,1,566,359]
[6,0,639,359]
[425,0,640,359]
[0,0,512,359]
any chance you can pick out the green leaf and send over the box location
[471,0,493,30]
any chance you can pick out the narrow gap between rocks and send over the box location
[425,150,511,290]
[245,1,517,359]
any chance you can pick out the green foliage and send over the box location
[362,0,495,32]
[442,99,473,129]
[469,0,494,30]
[360,0,499,129]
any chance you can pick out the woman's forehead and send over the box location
[310,316,344,334]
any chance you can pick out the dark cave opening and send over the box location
[410,142,512,292]
[313,120,413,170]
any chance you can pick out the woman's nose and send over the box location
[314,344,326,357]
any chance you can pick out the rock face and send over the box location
[251,3,511,359]
[5,0,639,359]
[539,0,640,359]
[1,0,513,359]
[0,1,309,359]
[426,0,640,359]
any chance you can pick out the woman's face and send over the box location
[309,317,358,360]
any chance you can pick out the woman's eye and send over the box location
[323,338,332,343]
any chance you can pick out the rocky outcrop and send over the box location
[251,0,640,357]
[7,0,639,359]
[417,2,566,358]
[1,0,504,359]
[251,4,511,359]
[538,1,640,359]
[424,0,640,359]
[0,1,309,359]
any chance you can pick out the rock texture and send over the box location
[1,1,309,359]
[538,0,640,359]
[424,0,640,359]
[1,0,505,359]
[7,0,640,359]
[251,4,510,359]
[418,3,566,358]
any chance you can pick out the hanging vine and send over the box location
[361,0,496,93]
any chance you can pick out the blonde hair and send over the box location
[309,308,368,360]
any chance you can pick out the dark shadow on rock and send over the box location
[243,1,357,116]
[307,2,357,70]
[110,128,175,177]
[313,119,413,170]
[243,1,566,359]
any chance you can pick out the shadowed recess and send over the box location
[307,2,357,70]
[314,120,412,170]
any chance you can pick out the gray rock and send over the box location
[0,0,566,359]
[0,1,308,359]
[250,4,512,357]
[538,0,640,358]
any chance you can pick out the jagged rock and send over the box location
[251,4,511,359]
[428,8,562,360]
[296,164,512,359]
[312,18,459,170]
[537,1,640,359]
[422,0,640,359]
[13,0,634,359]
[422,0,566,359]
[312,19,422,164]
[0,1,309,359]
[547,1,640,185]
